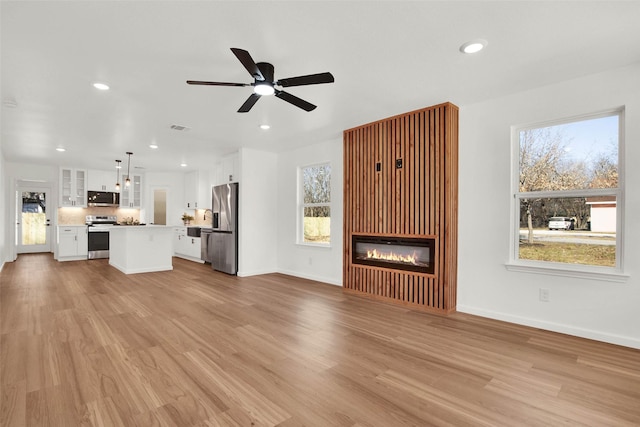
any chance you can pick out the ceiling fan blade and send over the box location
[187,80,249,87]
[277,72,335,88]
[275,90,317,112]
[238,93,261,113]
[231,48,265,81]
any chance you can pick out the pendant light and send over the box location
[125,152,133,187]
[115,160,122,191]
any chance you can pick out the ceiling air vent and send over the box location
[170,124,190,131]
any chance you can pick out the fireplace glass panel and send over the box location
[352,235,435,274]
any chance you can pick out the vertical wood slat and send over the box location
[343,103,458,314]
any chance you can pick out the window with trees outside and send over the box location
[299,163,331,245]
[513,109,623,274]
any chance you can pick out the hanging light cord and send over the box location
[115,160,121,190]
[125,152,133,187]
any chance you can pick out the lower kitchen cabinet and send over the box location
[57,226,88,261]
[173,227,203,263]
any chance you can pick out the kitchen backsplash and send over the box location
[58,207,140,225]
[191,209,213,227]
[59,207,213,227]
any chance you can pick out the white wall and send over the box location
[0,149,5,270]
[457,63,640,349]
[276,138,343,286]
[144,171,186,226]
[237,147,278,277]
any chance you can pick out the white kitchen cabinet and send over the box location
[222,153,239,184]
[211,153,239,186]
[59,168,87,207]
[173,227,203,262]
[184,170,211,210]
[121,173,143,208]
[57,226,88,261]
[88,169,118,191]
[173,227,187,255]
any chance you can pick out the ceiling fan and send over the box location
[187,48,334,113]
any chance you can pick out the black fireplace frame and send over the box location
[351,234,435,274]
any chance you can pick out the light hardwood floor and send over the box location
[1,254,639,426]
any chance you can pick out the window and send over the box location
[299,163,331,245]
[511,109,624,276]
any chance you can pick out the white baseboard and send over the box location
[237,268,277,277]
[174,254,204,264]
[276,268,342,287]
[109,261,173,275]
[457,304,640,350]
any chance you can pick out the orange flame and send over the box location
[366,249,418,265]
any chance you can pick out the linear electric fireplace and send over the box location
[344,102,458,314]
[352,235,435,274]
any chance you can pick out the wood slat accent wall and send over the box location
[343,102,458,314]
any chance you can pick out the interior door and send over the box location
[17,187,52,253]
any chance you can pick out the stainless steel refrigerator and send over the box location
[210,183,238,274]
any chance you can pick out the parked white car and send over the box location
[548,217,575,230]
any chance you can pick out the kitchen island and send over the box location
[109,225,174,274]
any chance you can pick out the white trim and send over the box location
[512,106,625,132]
[457,304,640,350]
[297,162,332,245]
[277,268,342,287]
[510,107,625,275]
[174,254,204,264]
[237,267,278,277]
[109,263,173,275]
[505,262,629,283]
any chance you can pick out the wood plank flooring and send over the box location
[1,254,639,426]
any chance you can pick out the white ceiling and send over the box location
[2,1,640,173]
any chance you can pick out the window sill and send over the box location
[505,262,629,283]
[296,241,332,249]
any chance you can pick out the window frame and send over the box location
[297,162,332,247]
[507,107,628,282]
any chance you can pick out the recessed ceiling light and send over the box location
[260,124,271,130]
[149,143,158,149]
[180,163,187,167]
[460,39,487,54]
[93,82,110,91]
[56,147,66,152]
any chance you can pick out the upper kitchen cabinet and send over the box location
[59,167,87,207]
[121,173,143,208]
[184,170,211,210]
[212,153,240,186]
[88,169,117,192]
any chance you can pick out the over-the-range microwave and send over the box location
[87,191,120,207]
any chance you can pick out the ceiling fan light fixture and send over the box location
[254,83,274,96]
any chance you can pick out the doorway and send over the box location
[153,189,167,225]
[17,187,52,253]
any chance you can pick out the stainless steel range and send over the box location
[86,215,118,259]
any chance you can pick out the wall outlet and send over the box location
[539,288,550,302]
